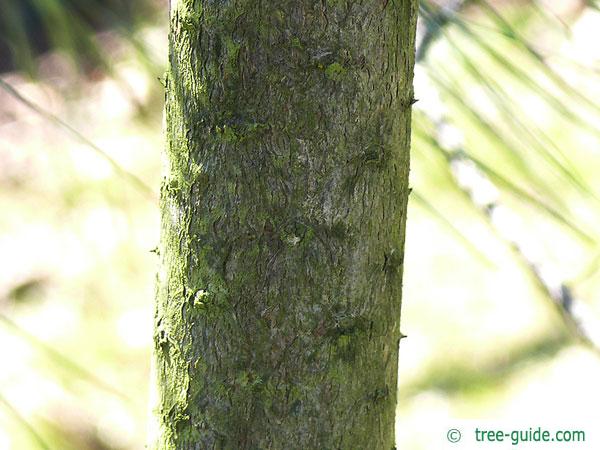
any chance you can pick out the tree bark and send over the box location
[153,0,417,448]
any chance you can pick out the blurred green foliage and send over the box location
[0,0,160,76]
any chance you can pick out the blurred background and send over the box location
[0,0,599,448]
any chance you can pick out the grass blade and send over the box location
[0,78,156,201]
[0,391,51,450]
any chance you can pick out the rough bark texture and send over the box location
[153,0,417,448]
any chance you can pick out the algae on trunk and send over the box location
[154,1,417,448]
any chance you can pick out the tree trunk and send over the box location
[153,0,417,448]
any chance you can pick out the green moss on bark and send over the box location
[154,0,418,448]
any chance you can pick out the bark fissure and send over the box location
[154,1,417,448]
